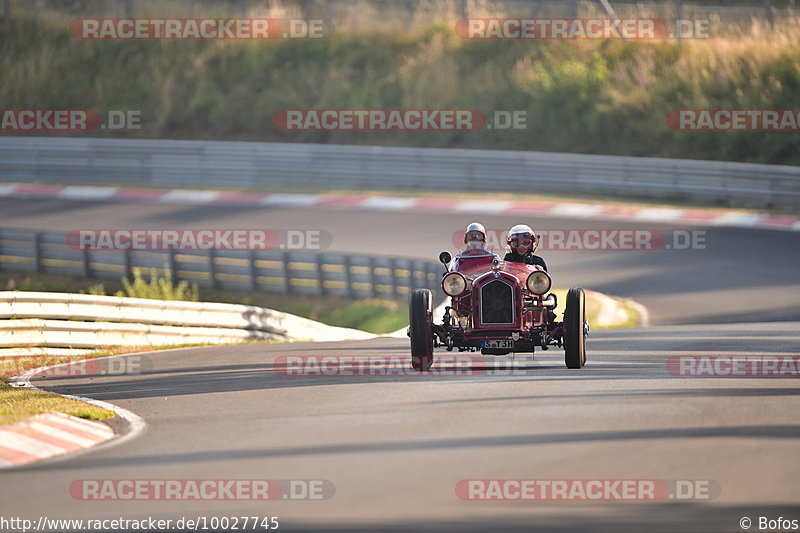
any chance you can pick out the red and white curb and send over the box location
[0,412,113,468]
[1,183,799,232]
[1,357,147,469]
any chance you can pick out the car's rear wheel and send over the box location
[409,289,434,371]
[564,287,587,369]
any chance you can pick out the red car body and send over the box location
[408,247,587,370]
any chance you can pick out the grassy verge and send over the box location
[0,382,113,426]
[0,343,225,426]
[1,15,799,165]
[550,288,642,329]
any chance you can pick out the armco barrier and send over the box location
[0,291,374,354]
[0,137,798,208]
[0,229,442,300]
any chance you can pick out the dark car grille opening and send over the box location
[480,280,514,324]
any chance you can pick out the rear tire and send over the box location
[564,287,587,369]
[409,289,434,371]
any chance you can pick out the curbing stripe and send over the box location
[58,186,119,200]
[360,196,417,210]
[454,200,513,213]
[2,357,148,469]
[0,413,116,468]
[550,203,605,218]
[0,444,37,465]
[633,208,686,222]
[27,420,104,447]
[0,429,68,458]
[159,189,221,203]
[3,183,799,233]
[42,413,114,440]
[711,213,765,227]
[261,193,321,207]
[0,183,20,196]
[4,426,84,452]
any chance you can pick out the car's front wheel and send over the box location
[564,287,587,369]
[409,289,434,371]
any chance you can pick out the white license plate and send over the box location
[483,339,513,349]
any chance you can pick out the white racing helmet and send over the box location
[507,224,537,255]
[464,222,486,249]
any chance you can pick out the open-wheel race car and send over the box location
[408,247,589,371]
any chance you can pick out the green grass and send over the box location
[201,289,408,334]
[94,267,200,301]
[0,382,114,426]
[1,15,799,164]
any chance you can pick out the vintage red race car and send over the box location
[408,248,588,371]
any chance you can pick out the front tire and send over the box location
[409,289,434,371]
[564,287,587,369]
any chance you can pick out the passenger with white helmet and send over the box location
[505,224,547,271]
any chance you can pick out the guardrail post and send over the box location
[3,0,9,18]
[208,250,219,289]
[343,255,355,298]
[249,251,259,291]
[33,232,44,273]
[316,255,327,296]
[765,0,775,27]
[389,258,398,299]
[568,0,578,17]
[82,249,92,279]
[168,249,177,281]
[428,263,439,293]
[368,257,379,298]
[410,261,420,290]
[282,252,292,294]
[674,0,683,39]
[123,249,132,280]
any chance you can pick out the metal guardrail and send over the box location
[0,291,374,354]
[1,137,799,208]
[0,228,442,300]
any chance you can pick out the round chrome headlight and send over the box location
[442,272,468,296]
[526,271,551,295]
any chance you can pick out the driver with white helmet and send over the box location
[505,224,547,271]
[463,222,487,250]
[450,222,490,270]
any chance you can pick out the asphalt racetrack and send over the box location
[0,198,798,532]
